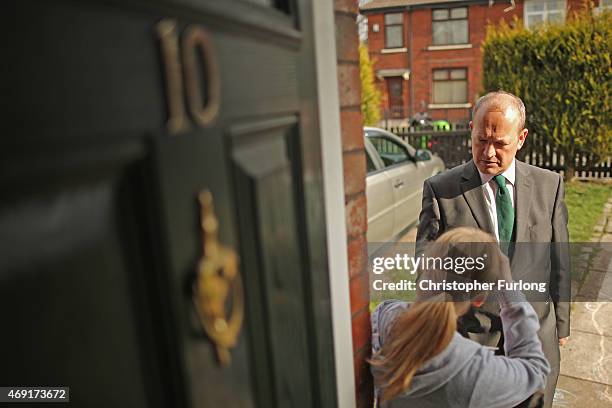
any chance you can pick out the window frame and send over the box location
[431,68,468,105]
[364,138,384,175]
[524,0,566,29]
[384,12,404,49]
[431,6,469,46]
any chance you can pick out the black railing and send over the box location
[384,124,471,169]
[382,124,612,178]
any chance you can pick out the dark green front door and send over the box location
[1,1,336,406]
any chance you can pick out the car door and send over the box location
[365,139,395,246]
[368,134,419,237]
[2,1,336,407]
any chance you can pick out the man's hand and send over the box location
[559,337,569,347]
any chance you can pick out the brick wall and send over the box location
[410,3,524,121]
[364,0,598,123]
[367,13,410,119]
[367,2,522,122]
[335,0,373,407]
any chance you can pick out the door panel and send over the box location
[154,130,254,407]
[366,140,396,244]
[0,141,169,408]
[3,0,336,407]
[366,171,396,243]
[232,117,313,406]
[385,163,419,236]
[368,135,419,236]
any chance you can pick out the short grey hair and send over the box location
[473,91,526,130]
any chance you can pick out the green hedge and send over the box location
[482,10,611,178]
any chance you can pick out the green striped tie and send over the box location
[494,175,514,245]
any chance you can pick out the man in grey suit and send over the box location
[416,91,570,407]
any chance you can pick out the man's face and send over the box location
[470,106,528,175]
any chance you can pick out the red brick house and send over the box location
[359,0,607,124]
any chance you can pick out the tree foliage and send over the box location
[359,42,382,126]
[482,9,611,178]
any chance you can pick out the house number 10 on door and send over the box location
[156,19,220,135]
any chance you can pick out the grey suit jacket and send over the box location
[416,159,570,339]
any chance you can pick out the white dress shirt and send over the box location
[477,159,516,242]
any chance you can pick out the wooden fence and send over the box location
[520,133,612,179]
[384,124,612,178]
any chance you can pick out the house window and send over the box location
[384,13,403,48]
[524,0,566,28]
[432,7,468,45]
[432,68,467,104]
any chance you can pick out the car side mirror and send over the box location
[414,149,431,161]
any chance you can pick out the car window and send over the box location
[368,136,410,167]
[366,130,417,156]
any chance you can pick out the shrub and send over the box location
[360,42,382,126]
[482,9,611,179]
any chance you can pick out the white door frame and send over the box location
[312,2,358,407]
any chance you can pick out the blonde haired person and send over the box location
[370,227,550,408]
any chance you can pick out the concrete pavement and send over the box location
[555,197,612,407]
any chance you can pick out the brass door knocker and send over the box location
[193,190,244,366]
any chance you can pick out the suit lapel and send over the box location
[513,160,532,243]
[460,161,495,236]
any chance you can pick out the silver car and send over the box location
[365,127,445,247]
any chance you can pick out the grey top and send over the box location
[371,291,551,408]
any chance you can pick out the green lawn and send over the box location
[564,180,610,286]
[565,180,611,242]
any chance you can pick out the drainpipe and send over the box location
[407,6,414,119]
